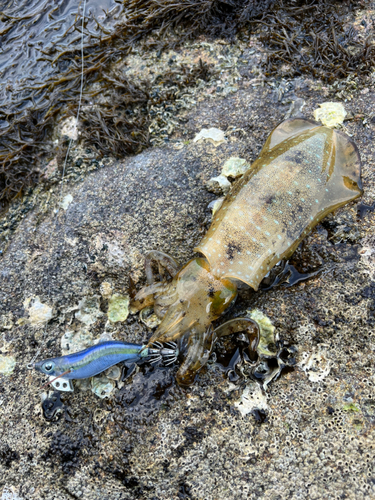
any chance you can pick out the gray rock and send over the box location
[1,82,375,500]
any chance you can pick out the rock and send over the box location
[0,79,374,500]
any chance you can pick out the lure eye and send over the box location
[43,362,54,372]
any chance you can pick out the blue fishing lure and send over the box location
[32,341,178,382]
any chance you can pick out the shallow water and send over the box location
[0,0,122,119]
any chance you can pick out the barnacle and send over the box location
[207,157,250,194]
[193,128,226,146]
[91,375,116,399]
[313,102,347,128]
[75,296,103,326]
[0,355,16,375]
[22,296,54,327]
[107,294,130,323]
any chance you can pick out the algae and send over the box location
[343,403,360,412]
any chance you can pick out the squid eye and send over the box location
[44,363,53,372]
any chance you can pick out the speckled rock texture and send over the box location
[1,74,375,500]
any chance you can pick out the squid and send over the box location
[131,118,362,385]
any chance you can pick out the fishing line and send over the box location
[39,369,72,390]
[27,0,87,370]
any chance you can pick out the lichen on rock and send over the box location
[107,293,130,323]
[22,297,54,327]
[313,102,347,127]
[0,355,16,375]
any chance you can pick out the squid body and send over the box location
[132,118,363,385]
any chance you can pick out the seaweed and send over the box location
[77,59,215,157]
[0,0,276,209]
[255,0,375,82]
[0,0,372,209]
[118,0,277,41]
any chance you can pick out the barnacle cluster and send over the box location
[0,355,16,375]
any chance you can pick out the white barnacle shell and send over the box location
[193,127,226,146]
[221,157,249,178]
[313,102,347,128]
[75,296,103,326]
[22,296,54,326]
[234,383,269,418]
[140,306,162,329]
[247,308,278,357]
[91,375,116,399]
[206,174,231,195]
[0,355,16,375]
[105,365,122,381]
[107,293,130,323]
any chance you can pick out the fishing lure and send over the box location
[132,117,362,386]
[31,340,178,391]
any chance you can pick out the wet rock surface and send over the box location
[1,51,375,500]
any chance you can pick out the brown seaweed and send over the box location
[1,0,372,210]
[255,0,375,82]
[0,0,275,209]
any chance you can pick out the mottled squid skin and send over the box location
[133,118,362,386]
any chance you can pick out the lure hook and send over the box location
[148,341,179,365]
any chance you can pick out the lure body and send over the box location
[34,341,149,379]
[132,118,363,385]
